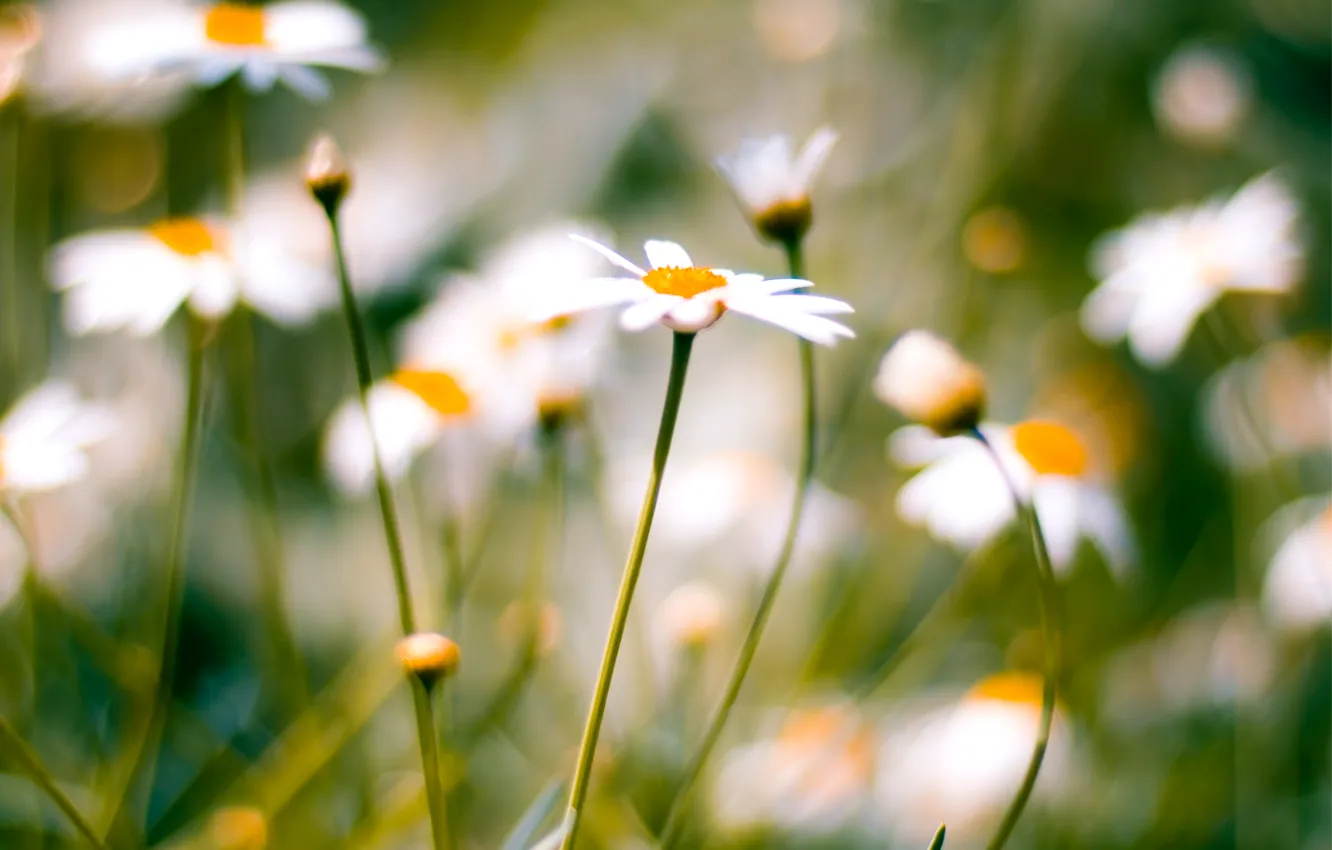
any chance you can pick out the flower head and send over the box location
[548,235,853,343]
[1081,173,1302,366]
[395,632,461,684]
[304,132,350,213]
[874,331,987,435]
[0,4,41,105]
[0,381,114,495]
[657,580,727,649]
[889,420,1134,576]
[89,0,384,100]
[51,215,332,335]
[1261,498,1332,632]
[716,127,838,244]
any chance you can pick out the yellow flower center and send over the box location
[1011,420,1090,477]
[966,671,1045,707]
[392,369,471,418]
[774,706,875,794]
[149,218,223,257]
[641,266,728,300]
[204,4,267,47]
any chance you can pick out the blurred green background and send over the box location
[0,0,1328,848]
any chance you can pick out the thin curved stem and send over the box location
[0,715,108,849]
[560,331,696,850]
[657,239,817,848]
[973,429,1060,850]
[323,205,452,850]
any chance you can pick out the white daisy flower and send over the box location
[50,215,333,336]
[714,126,839,242]
[1261,497,1332,632]
[655,579,727,651]
[712,703,875,835]
[1081,173,1303,366]
[1203,336,1331,471]
[875,673,1071,847]
[890,420,1134,577]
[549,236,854,343]
[1152,44,1252,147]
[874,330,987,435]
[0,381,114,496]
[88,1,384,101]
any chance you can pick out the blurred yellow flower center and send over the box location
[204,4,267,46]
[392,369,471,418]
[967,671,1045,707]
[149,219,223,257]
[641,266,727,300]
[498,315,572,350]
[774,706,875,793]
[1012,420,1089,477]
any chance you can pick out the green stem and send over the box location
[323,205,452,850]
[560,331,696,850]
[973,430,1060,850]
[1,103,19,382]
[0,715,108,849]
[657,240,816,848]
[101,317,208,840]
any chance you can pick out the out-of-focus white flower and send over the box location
[51,216,332,335]
[656,580,727,650]
[1153,45,1253,147]
[1081,174,1303,366]
[1261,497,1332,631]
[715,127,838,242]
[0,381,114,495]
[713,703,875,834]
[1203,336,1332,470]
[0,4,41,105]
[875,672,1070,847]
[548,236,854,343]
[874,330,987,436]
[87,1,383,100]
[890,420,1134,577]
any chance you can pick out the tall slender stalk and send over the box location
[560,331,696,850]
[0,715,108,849]
[657,239,817,847]
[972,429,1060,850]
[320,200,452,850]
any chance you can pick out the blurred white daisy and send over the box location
[1081,173,1303,366]
[548,236,854,344]
[1152,45,1252,147]
[875,672,1070,847]
[874,330,987,436]
[1203,336,1332,470]
[1261,497,1332,632]
[88,0,383,100]
[715,126,838,242]
[50,215,333,335]
[890,420,1134,577]
[712,703,875,835]
[655,579,728,651]
[0,381,114,496]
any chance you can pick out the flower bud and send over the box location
[657,580,727,649]
[395,632,461,686]
[874,331,987,436]
[207,806,268,850]
[304,133,350,213]
[755,198,813,246]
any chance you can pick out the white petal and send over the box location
[275,63,332,100]
[765,293,854,315]
[619,295,682,331]
[569,234,646,277]
[193,55,245,88]
[643,239,692,270]
[265,1,370,53]
[792,126,839,191]
[725,297,854,345]
[1031,478,1082,573]
[322,383,440,495]
[240,59,281,91]
[1125,285,1220,366]
[662,297,724,333]
[529,277,651,321]
[186,258,241,320]
[1078,486,1135,579]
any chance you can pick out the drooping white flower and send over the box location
[874,330,987,435]
[889,420,1134,577]
[875,672,1071,847]
[713,703,875,835]
[1081,173,1303,366]
[50,216,333,335]
[0,381,114,495]
[1261,497,1332,632]
[715,127,838,242]
[548,236,854,343]
[1203,336,1331,470]
[87,1,383,100]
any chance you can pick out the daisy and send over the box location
[548,236,854,343]
[889,420,1134,577]
[874,330,987,436]
[88,1,383,100]
[1261,497,1332,632]
[714,127,839,243]
[0,381,114,496]
[1081,173,1303,366]
[712,703,875,835]
[50,215,333,335]
[875,672,1071,847]
[0,4,40,106]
